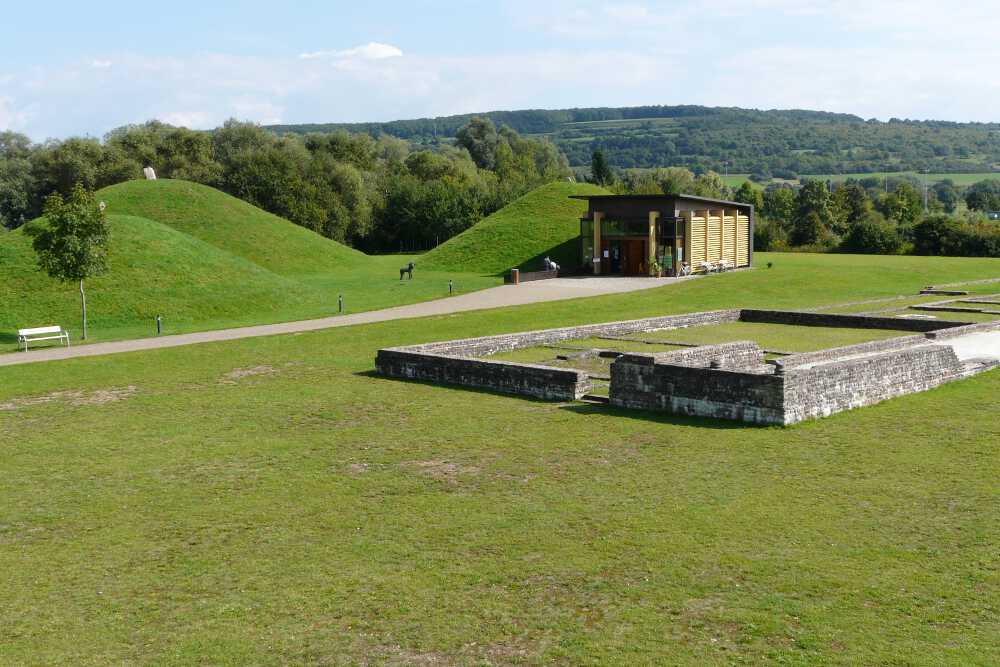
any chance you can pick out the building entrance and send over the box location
[623,239,646,275]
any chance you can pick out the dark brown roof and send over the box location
[569,193,752,209]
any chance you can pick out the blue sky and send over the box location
[3,1,999,139]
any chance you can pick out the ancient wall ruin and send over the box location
[375,310,999,425]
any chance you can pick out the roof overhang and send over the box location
[570,193,752,209]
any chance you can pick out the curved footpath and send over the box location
[1,276,691,368]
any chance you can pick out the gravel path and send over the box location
[2,276,691,368]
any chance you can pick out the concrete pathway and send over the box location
[1,275,691,368]
[943,331,1000,362]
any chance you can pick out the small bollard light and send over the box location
[449,279,453,295]
[156,314,162,336]
[338,294,344,314]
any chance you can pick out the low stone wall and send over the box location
[375,349,590,400]
[650,340,764,369]
[610,344,785,424]
[782,345,964,423]
[375,310,740,400]
[410,310,740,358]
[376,307,990,423]
[776,335,928,369]
[739,309,965,332]
[924,319,1000,340]
[610,340,966,425]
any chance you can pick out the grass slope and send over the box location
[2,254,1000,664]
[2,181,501,348]
[98,179,366,276]
[421,181,607,274]
[0,215,322,344]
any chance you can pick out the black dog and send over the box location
[399,261,414,281]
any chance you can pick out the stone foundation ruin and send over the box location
[375,309,1000,425]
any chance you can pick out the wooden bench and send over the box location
[17,325,70,351]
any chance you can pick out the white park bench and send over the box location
[17,325,70,351]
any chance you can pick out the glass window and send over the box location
[581,219,594,261]
[601,219,624,236]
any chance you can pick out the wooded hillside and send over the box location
[269,105,1000,175]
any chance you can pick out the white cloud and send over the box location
[231,100,283,125]
[0,96,32,132]
[158,111,214,129]
[6,7,1000,141]
[299,42,403,61]
[89,59,113,69]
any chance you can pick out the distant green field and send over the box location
[561,117,682,130]
[0,180,499,350]
[421,180,607,274]
[803,172,999,186]
[721,171,1000,191]
[3,252,1000,664]
[721,173,753,188]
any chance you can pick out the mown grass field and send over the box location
[2,252,1000,664]
[0,180,500,351]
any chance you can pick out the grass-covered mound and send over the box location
[0,215,323,342]
[421,181,607,274]
[2,180,501,348]
[98,179,365,276]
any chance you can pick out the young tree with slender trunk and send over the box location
[590,149,614,186]
[31,183,109,340]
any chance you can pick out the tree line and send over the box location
[592,150,1000,258]
[0,117,570,253]
[744,176,1000,257]
[269,105,1000,175]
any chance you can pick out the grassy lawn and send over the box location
[2,252,1000,664]
[640,321,916,352]
[0,245,499,352]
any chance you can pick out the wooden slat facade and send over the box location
[722,213,737,264]
[737,214,750,267]
[707,212,722,262]
[688,213,706,266]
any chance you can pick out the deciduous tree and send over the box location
[31,184,110,339]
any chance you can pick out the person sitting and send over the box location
[543,256,560,272]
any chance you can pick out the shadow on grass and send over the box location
[0,332,19,344]
[517,238,582,275]
[353,369,560,404]
[357,370,771,429]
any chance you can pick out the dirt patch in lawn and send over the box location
[351,632,540,666]
[219,365,277,384]
[0,385,137,411]
[345,462,371,476]
[402,459,481,484]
